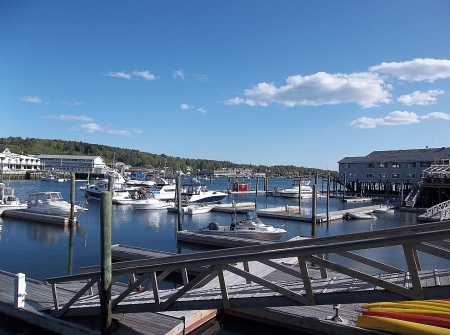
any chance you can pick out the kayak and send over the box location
[356,315,450,335]
[362,301,450,312]
[363,307,450,319]
[363,310,450,328]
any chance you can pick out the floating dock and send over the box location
[1,209,74,225]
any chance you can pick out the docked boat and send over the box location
[82,171,136,203]
[198,209,286,241]
[0,182,27,214]
[41,174,68,182]
[130,193,174,210]
[181,178,227,203]
[343,212,377,219]
[149,178,176,200]
[186,203,215,215]
[26,191,87,217]
[273,178,315,198]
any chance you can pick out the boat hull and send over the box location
[198,227,284,241]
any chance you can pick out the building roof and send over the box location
[338,147,450,164]
[37,155,103,160]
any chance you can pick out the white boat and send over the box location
[131,194,174,210]
[274,178,316,198]
[186,203,215,215]
[149,178,176,200]
[41,174,68,182]
[82,171,136,203]
[0,182,27,214]
[26,191,87,217]
[343,212,377,220]
[181,178,227,203]
[198,209,286,241]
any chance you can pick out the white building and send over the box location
[37,154,109,175]
[0,148,42,171]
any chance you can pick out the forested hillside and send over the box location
[0,137,336,177]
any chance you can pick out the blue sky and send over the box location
[1,1,450,170]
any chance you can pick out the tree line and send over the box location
[0,137,337,177]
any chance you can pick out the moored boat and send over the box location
[131,193,174,210]
[0,182,27,214]
[186,203,215,215]
[26,191,87,217]
[273,178,316,198]
[181,178,227,203]
[197,209,286,241]
[343,212,377,219]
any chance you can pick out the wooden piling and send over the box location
[176,176,182,230]
[69,173,75,225]
[254,177,259,208]
[326,174,330,223]
[311,184,317,237]
[100,191,112,334]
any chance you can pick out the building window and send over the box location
[406,173,416,179]
[379,173,387,179]
[367,163,375,168]
[420,161,430,167]
[392,173,401,179]
[392,162,401,168]
[379,162,387,168]
[349,173,357,178]
[367,173,375,178]
[407,162,416,168]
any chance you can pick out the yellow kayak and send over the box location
[364,307,450,319]
[356,315,450,335]
[363,301,450,312]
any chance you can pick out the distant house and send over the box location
[0,148,42,171]
[37,154,109,175]
[338,147,450,195]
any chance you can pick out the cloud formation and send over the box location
[180,104,191,110]
[104,70,157,80]
[133,70,157,81]
[45,115,93,122]
[21,96,49,104]
[350,111,420,129]
[420,112,450,120]
[225,72,391,108]
[197,108,206,113]
[173,70,185,80]
[370,58,450,82]
[104,71,131,79]
[70,123,139,136]
[397,90,444,105]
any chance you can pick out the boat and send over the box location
[356,315,450,335]
[181,178,227,203]
[186,203,215,215]
[0,182,27,214]
[26,191,87,217]
[82,171,136,203]
[41,174,68,182]
[149,177,176,200]
[130,193,174,210]
[273,178,316,198]
[343,212,377,219]
[197,209,286,241]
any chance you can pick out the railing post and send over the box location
[100,191,112,334]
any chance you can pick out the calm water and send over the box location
[0,177,441,334]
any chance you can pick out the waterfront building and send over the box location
[37,154,110,176]
[338,147,450,197]
[0,148,42,171]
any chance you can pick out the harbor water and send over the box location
[0,177,441,334]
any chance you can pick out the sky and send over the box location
[1,1,450,171]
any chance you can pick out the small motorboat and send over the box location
[343,212,377,220]
[0,183,27,214]
[186,203,215,215]
[131,193,174,210]
[198,209,286,241]
[26,191,87,217]
[181,178,227,203]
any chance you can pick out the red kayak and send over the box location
[363,310,450,328]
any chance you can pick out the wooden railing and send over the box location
[46,221,450,317]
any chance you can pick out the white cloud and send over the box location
[104,71,131,79]
[106,129,131,136]
[133,70,157,81]
[62,101,84,106]
[350,111,420,129]
[420,112,450,120]
[195,74,209,82]
[21,96,49,104]
[197,108,207,113]
[79,123,103,132]
[226,71,391,108]
[69,123,135,136]
[180,104,191,110]
[45,115,93,122]
[397,90,444,105]
[173,70,185,80]
[370,58,450,82]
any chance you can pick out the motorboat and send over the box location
[149,177,176,200]
[186,203,215,215]
[198,209,286,241]
[343,212,377,220]
[82,171,136,203]
[0,182,27,214]
[26,191,87,217]
[181,178,227,203]
[41,174,68,182]
[131,193,174,210]
[273,178,316,198]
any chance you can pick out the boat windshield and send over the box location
[45,192,63,202]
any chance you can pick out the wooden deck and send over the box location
[1,209,73,225]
